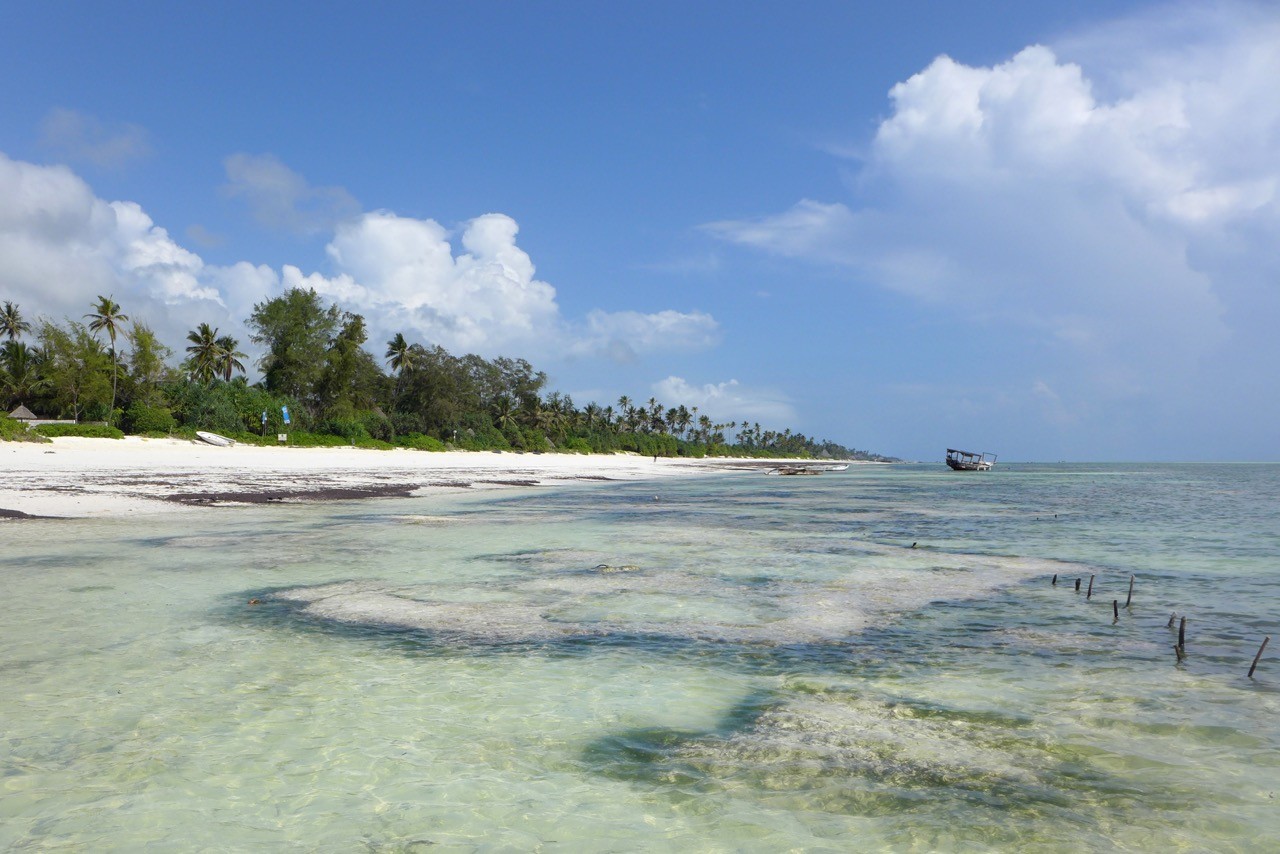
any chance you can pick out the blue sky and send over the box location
[2,1,1277,461]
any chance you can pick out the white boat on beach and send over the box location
[196,431,235,447]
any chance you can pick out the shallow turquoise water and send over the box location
[2,464,1278,850]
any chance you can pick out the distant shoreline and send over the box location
[0,436,879,519]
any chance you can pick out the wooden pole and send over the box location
[1087,575,1095,600]
[1167,612,1177,628]
[1178,616,1187,649]
[1248,636,1270,679]
[1075,578,1081,593]
[1052,573,1058,586]
[1174,644,1186,662]
[1125,575,1134,608]
[1113,600,1119,622]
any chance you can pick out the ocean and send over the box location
[3,463,1278,851]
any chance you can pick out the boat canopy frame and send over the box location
[946,448,996,470]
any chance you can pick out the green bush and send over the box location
[284,431,353,448]
[0,416,50,443]
[397,432,447,451]
[319,417,370,443]
[35,423,125,439]
[390,411,425,436]
[81,401,111,423]
[560,436,591,454]
[126,402,177,434]
[520,428,550,453]
[618,432,678,457]
[165,379,304,436]
[358,410,393,442]
[0,416,26,440]
[455,423,509,451]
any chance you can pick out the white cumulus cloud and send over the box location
[652,376,796,425]
[0,152,717,369]
[706,4,1280,413]
[0,153,228,341]
[291,208,718,359]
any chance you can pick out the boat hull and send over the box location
[945,459,993,471]
[196,431,234,447]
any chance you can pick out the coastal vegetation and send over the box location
[0,292,892,459]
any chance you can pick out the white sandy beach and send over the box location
[0,436,794,518]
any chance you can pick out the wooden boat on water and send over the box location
[945,448,995,471]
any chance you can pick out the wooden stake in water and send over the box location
[1167,612,1177,628]
[1125,575,1135,608]
[1052,573,1058,586]
[1248,636,1271,679]
[1113,600,1119,623]
[1087,575,1095,600]
[1075,578,1081,593]
[1173,616,1188,663]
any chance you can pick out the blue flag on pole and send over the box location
[282,405,290,425]
[261,410,267,425]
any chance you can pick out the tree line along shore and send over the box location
[0,292,893,460]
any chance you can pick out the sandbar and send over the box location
[0,436,803,518]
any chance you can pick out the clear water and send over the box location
[3,464,1278,851]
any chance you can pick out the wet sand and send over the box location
[0,436,829,518]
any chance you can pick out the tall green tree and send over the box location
[491,394,518,432]
[85,295,128,424]
[394,344,478,434]
[185,323,221,384]
[316,314,382,419]
[2,302,32,341]
[248,288,342,411]
[126,323,175,406]
[385,332,415,374]
[493,357,546,415]
[215,335,247,382]
[1,340,47,407]
[38,320,112,421]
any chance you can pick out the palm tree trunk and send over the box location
[109,348,118,426]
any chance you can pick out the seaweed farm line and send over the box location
[2,463,1278,850]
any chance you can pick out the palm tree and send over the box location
[215,335,247,382]
[385,333,415,374]
[185,323,221,384]
[535,404,564,436]
[492,395,519,433]
[1,340,47,405]
[672,405,692,439]
[85,295,128,423]
[2,302,31,341]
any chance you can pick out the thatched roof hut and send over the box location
[7,405,37,421]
